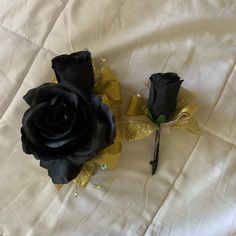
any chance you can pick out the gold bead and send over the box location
[101,164,107,170]
[96,185,101,189]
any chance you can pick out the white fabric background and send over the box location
[0,0,236,235]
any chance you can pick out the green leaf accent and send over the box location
[156,115,166,126]
[146,109,167,126]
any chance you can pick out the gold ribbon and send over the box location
[52,61,122,189]
[125,87,202,141]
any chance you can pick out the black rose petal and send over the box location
[23,82,88,108]
[91,95,116,145]
[21,128,55,160]
[52,51,94,94]
[36,111,74,140]
[68,113,108,165]
[21,127,32,154]
[147,73,183,120]
[24,83,66,107]
[22,102,50,150]
[59,80,92,107]
[40,159,83,184]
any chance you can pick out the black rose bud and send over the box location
[147,72,183,175]
[21,51,116,184]
[147,73,183,121]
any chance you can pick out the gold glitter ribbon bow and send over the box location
[55,62,122,191]
[125,87,202,141]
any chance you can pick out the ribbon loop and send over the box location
[94,66,122,105]
[126,95,147,116]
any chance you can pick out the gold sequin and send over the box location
[125,115,157,141]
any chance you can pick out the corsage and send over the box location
[125,72,202,175]
[21,51,122,194]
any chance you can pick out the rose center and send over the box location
[47,103,69,126]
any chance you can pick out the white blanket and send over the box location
[0,0,236,235]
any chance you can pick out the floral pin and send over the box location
[125,72,201,174]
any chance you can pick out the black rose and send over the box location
[147,73,183,121]
[21,51,116,184]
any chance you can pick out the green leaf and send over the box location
[156,115,166,126]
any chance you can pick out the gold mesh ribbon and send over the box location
[73,161,96,187]
[52,61,122,189]
[125,87,202,141]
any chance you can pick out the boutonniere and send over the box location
[21,51,122,196]
[125,72,201,174]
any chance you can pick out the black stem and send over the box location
[149,130,160,175]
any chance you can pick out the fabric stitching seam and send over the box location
[0,24,57,56]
